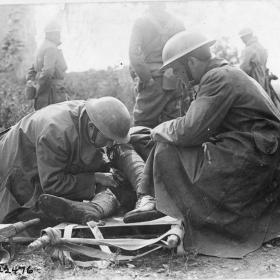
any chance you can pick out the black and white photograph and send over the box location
[0,0,280,279]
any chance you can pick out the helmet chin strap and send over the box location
[88,122,99,144]
[184,61,195,85]
[182,60,200,100]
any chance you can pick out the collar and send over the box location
[204,57,229,74]
[79,107,93,145]
[196,58,228,88]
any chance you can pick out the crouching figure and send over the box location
[124,31,280,258]
[0,97,144,232]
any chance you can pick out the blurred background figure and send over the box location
[239,27,280,107]
[239,28,268,90]
[129,2,185,128]
[25,19,68,110]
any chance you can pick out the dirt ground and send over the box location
[1,240,280,280]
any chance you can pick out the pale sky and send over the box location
[34,1,280,76]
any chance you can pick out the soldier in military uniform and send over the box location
[0,97,140,228]
[26,20,68,110]
[239,28,270,94]
[129,2,185,128]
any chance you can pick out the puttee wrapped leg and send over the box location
[108,144,164,223]
[108,144,145,194]
[38,189,120,225]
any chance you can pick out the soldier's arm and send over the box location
[26,65,37,81]
[129,20,153,83]
[240,48,256,75]
[40,47,57,78]
[36,133,96,201]
[151,69,234,146]
[54,49,67,79]
[37,47,57,93]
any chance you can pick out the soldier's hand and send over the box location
[95,172,117,188]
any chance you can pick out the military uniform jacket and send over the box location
[129,12,185,87]
[34,39,67,81]
[0,101,108,222]
[148,59,280,257]
[27,39,68,110]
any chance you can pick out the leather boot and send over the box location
[123,194,164,223]
[38,188,120,225]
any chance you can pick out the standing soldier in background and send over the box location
[26,20,68,110]
[239,28,280,107]
[239,28,270,94]
[129,2,185,128]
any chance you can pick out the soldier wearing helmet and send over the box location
[238,28,270,94]
[124,31,280,258]
[26,20,68,110]
[0,97,144,231]
[129,2,185,128]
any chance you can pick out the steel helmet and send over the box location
[44,20,61,33]
[161,31,216,71]
[85,97,131,144]
[239,28,253,38]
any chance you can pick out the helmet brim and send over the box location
[161,39,216,71]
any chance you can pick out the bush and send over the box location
[63,66,135,114]
[0,66,135,130]
[212,36,239,65]
[0,73,31,129]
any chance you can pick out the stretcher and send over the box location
[0,216,185,267]
[29,216,185,267]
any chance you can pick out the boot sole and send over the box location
[123,210,165,223]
